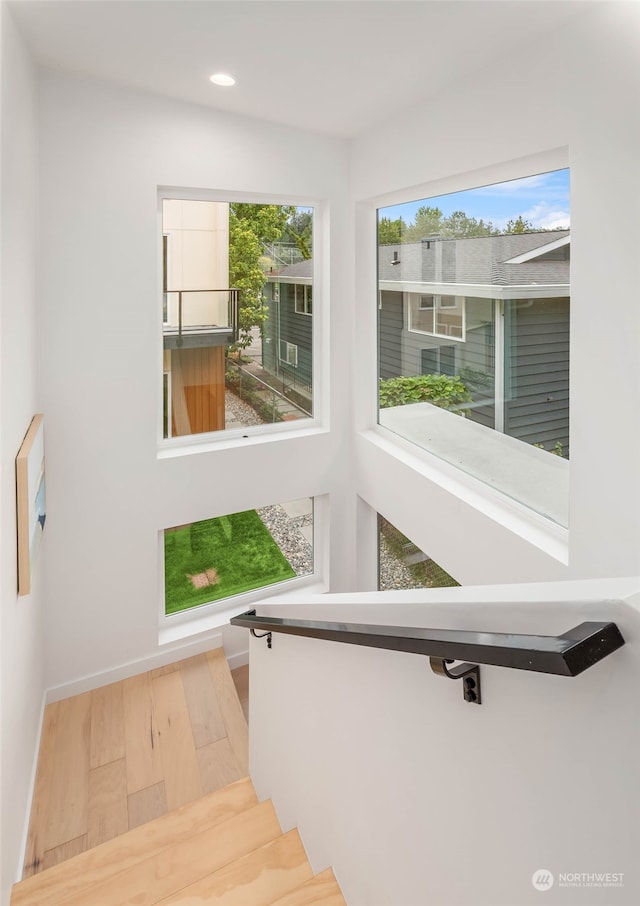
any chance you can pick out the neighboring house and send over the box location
[379,230,570,452]
[265,232,570,453]
[162,200,237,437]
[264,259,313,394]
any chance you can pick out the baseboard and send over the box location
[45,631,225,703]
[227,648,250,671]
[17,688,47,884]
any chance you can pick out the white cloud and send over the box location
[522,202,570,230]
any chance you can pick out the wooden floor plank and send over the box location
[43,692,91,852]
[127,782,168,831]
[11,779,258,906]
[122,672,163,795]
[196,737,243,795]
[23,702,59,877]
[151,670,203,811]
[206,649,249,774]
[41,836,88,873]
[90,682,125,769]
[59,800,282,906]
[268,868,347,906]
[155,829,313,906]
[19,645,252,884]
[179,653,227,747]
[149,662,181,679]
[87,759,129,848]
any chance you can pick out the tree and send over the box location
[281,209,313,260]
[229,203,295,349]
[402,206,445,241]
[378,216,405,245]
[441,211,498,238]
[504,215,534,234]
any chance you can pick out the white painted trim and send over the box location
[17,690,48,884]
[360,426,569,563]
[494,299,505,433]
[380,280,570,300]
[504,234,570,264]
[45,632,225,703]
[269,275,312,286]
[227,648,250,671]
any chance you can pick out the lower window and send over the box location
[378,515,459,590]
[164,497,313,614]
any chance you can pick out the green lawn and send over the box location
[164,509,296,615]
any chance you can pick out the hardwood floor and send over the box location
[23,650,249,879]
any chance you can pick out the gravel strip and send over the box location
[378,535,423,590]
[257,504,313,577]
[225,390,264,428]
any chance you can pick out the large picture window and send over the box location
[161,198,313,439]
[377,168,570,526]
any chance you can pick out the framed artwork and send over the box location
[16,414,46,596]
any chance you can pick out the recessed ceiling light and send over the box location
[210,73,236,87]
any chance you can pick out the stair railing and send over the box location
[230,610,625,706]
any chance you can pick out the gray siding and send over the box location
[504,297,569,454]
[276,283,312,387]
[379,291,403,379]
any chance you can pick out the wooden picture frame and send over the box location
[16,414,46,596]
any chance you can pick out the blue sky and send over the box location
[379,168,570,232]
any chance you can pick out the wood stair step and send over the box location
[268,867,347,905]
[11,777,258,906]
[155,828,314,905]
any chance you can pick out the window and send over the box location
[409,294,465,339]
[294,284,312,315]
[378,515,459,590]
[377,167,570,526]
[164,497,313,614]
[279,340,298,367]
[161,197,313,439]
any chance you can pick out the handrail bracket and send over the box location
[430,658,481,705]
[247,609,272,649]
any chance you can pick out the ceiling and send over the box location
[9,0,595,138]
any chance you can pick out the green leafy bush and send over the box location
[379,374,471,412]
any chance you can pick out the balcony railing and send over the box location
[163,289,239,349]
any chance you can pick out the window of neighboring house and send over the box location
[164,497,314,615]
[294,284,312,315]
[378,515,459,591]
[161,197,314,441]
[409,293,465,340]
[421,345,456,377]
[279,340,298,367]
[377,166,570,527]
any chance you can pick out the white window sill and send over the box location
[378,402,569,529]
[159,575,328,646]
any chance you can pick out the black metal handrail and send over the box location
[231,611,624,678]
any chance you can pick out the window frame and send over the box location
[157,186,323,451]
[408,292,466,341]
[294,284,313,315]
[279,339,299,367]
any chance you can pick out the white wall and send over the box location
[37,73,353,693]
[0,6,46,900]
[351,0,640,587]
[248,6,640,905]
[250,581,639,906]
